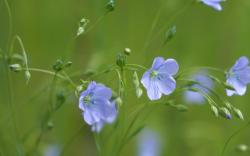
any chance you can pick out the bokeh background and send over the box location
[1,0,250,155]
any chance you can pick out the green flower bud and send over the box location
[25,71,31,83]
[236,144,248,152]
[219,107,232,119]
[211,105,219,117]
[136,88,143,98]
[175,104,188,112]
[233,108,244,120]
[52,59,64,72]
[116,53,126,68]
[116,97,123,107]
[9,64,22,72]
[47,121,54,130]
[124,48,131,55]
[106,0,115,12]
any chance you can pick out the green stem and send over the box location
[220,121,250,156]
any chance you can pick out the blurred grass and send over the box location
[1,0,250,155]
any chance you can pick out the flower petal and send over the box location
[235,67,250,85]
[226,78,247,96]
[147,80,162,100]
[232,56,249,71]
[158,59,179,76]
[92,83,113,100]
[83,111,100,125]
[156,75,176,95]
[141,70,151,89]
[151,57,164,70]
[202,0,222,11]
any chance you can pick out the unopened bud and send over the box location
[47,121,54,130]
[211,105,219,117]
[106,0,115,12]
[233,108,244,120]
[116,97,123,107]
[9,64,22,72]
[175,104,188,112]
[136,88,143,98]
[25,71,31,83]
[124,48,131,55]
[219,107,232,119]
[236,144,248,152]
[116,53,126,68]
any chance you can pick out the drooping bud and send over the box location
[211,105,219,117]
[136,88,143,98]
[233,108,244,120]
[219,107,232,119]
[52,59,64,72]
[25,70,31,83]
[175,104,188,112]
[115,97,123,107]
[9,64,22,72]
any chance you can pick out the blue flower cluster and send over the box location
[79,56,250,132]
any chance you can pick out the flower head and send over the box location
[201,0,224,11]
[137,129,162,156]
[226,56,250,96]
[79,81,117,133]
[141,57,179,100]
[184,73,214,104]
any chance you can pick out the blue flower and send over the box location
[79,81,117,133]
[201,0,224,11]
[141,57,179,100]
[226,56,250,96]
[137,129,162,156]
[184,73,214,104]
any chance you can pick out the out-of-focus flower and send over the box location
[79,81,117,133]
[141,57,179,100]
[44,145,60,156]
[184,73,213,104]
[226,56,250,96]
[137,129,162,156]
[201,0,224,11]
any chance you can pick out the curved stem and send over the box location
[220,121,250,156]
[126,64,147,70]
[26,68,67,79]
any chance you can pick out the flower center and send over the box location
[150,70,158,78]
[83,95,91,105]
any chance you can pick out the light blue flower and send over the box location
[201,0,224,11]
[79,81,117,133]
[141,57,179,100]
[226,56,250,96]
[184,73,214,104]
[137,129,162,156]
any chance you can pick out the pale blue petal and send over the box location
[202,0,222,11]
[232,56,249,71]
[156,75,176,95]
[151,57,164,70]
[141,70,151,89]
[147,80,162,100]
[158,59,179,76]
[235,67,250,85]
[226,78,247,96]
[83,111,100,125]
[92,84,113,100]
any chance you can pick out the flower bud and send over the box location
[9,64,22,72]
[124,48,131,56]
[211,105,219,117]
[47,121,54,130]
[175,104,188,112]
[116,53,126,68]
[219,107,232,119]
[52,59,64,72]
[25,70,31,83]
[236,144,248,152]
[233,108,244,120]
[115,97,123,107]
[136,88,143,98]
[106,0,115,12]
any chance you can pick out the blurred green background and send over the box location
[1,0,250,155]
